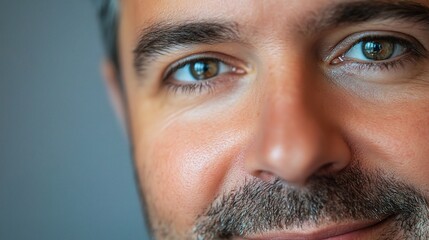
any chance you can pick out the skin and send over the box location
[105,0,429,238]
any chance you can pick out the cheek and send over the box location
[135,113,251,229]
[346,101,429,194]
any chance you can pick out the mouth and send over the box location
[235,216,393,240]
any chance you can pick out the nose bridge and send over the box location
[262,67,325,169]
[264,68,320,142]
[246,59,350,185]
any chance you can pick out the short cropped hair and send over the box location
[94,0,119,68]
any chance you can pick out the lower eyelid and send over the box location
[165,72,245,96]
[331,51,423,75]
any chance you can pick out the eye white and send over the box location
[344,41,407,61]
[172,61,232,82]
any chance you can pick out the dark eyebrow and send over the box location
[133,21,240,74]
[309,1,429,33]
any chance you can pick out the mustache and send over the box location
[193,165,429,239]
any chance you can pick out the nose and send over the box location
[245,65,351,186]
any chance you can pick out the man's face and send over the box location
[115,0,429,239]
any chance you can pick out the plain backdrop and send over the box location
[0,0,150,239]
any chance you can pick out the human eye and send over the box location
[162,53,247,95]
[343,37,408,62]
[328,32,427,78]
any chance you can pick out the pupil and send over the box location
[190,60,219,80]
[362,40,394,60]
[366,42,381,53]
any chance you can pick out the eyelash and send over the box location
[166,78,218,95]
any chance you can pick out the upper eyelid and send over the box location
[350,37,400,48]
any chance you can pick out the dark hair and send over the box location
[94,0,119,69]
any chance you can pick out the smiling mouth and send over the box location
[235,216,393,240]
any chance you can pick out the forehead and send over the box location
[125,0,429,15]
[122,0,429,34]
[125,0,339,24]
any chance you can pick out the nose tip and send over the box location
[246,125,350,186]
[244,85,351,186]
[267,144,322,185]
[250,132,350,186]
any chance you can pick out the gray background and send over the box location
[0,0,150,239]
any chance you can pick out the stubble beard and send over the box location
[147,164,429,239]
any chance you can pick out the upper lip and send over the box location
[240,217,389,240]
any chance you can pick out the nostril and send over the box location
[314,162,335,176]
[254,170,277,182]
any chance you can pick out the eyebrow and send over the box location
[133,21,240,74]
[133,0,429,75]
[317,1,429,31]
